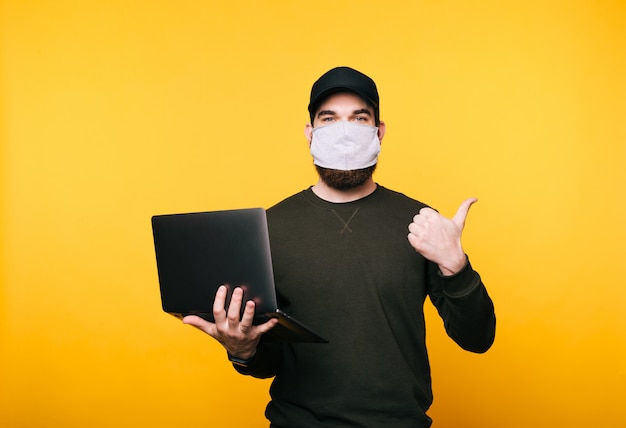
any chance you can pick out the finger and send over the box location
[238,300,256,333]
[407,232,422,251]
[212,285,229,323]
[418,207,437,218]
[256,317,279,334]
[227,287,245,323]
[182,315,218,337]
[451,198,478,230]
[182,314,208,328]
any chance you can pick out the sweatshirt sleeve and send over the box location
[427,256,496,353]
[232,340,283,378]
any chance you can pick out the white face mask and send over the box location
[310,121,381,171]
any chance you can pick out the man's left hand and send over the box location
[407,198,477,276]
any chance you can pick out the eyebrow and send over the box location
[316,108,372,118]
[316,110,335,118]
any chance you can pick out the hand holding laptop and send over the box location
[183,285,279,360]
[152,208,327,344]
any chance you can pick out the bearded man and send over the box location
[184,66,496,428]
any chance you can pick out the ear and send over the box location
[377,120,386,143]
[304,123,313,145]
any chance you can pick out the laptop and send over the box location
[151,207,327,343]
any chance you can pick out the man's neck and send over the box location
[311,178,377,203]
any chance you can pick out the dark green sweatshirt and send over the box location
[236,186,496,428]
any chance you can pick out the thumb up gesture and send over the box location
[407,198,477,276]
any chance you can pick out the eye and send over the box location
[321,117,334,122]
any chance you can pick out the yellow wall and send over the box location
[1,1,625,427]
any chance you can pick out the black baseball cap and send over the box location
[308,66,379,123]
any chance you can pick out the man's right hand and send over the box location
[183,285,278,360]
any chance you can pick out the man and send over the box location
[184,66,496,427]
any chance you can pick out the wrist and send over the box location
[227,352,256,367]
[439,254,468,276]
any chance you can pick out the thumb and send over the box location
[451,197,478,230]
[182,314,208,327]
[183,315,216,336]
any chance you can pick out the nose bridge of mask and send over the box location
[334,122,361,151]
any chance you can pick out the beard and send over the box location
[315,164,377,190]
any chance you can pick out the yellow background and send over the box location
[1,1,625,427]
